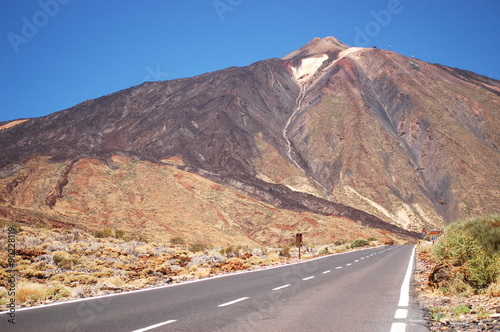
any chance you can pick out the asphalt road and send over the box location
[1,245,428,332]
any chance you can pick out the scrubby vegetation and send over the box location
[0,221,389,310]
[429,215,500,296]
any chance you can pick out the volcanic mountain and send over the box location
[1,37,498,245]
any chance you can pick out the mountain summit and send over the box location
[1,37,498,244]
[282,36,349,60]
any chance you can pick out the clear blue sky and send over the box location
[1,0,499,121]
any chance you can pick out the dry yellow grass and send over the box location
[16,282,45,303]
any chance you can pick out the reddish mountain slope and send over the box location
[0,37,498,243]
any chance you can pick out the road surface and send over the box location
[1,245,428,331]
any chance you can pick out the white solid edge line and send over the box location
[322,270,331,274]
[218,297,249,307]
[398,245,416,307]
[1,245,394,315]
[272,284,291,291]
[131,320,177,332]
[390,322,406,332]
[395,308,408,319]
[302,276,315,281]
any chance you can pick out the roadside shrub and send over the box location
[45,281,71,300]
[351,239,369,248]
[220,245,241,257]
[445,215,500,253]
[318,246,329,255]
[431,215,500,294]
[279,245,290,257]
[452,305,471,316]
[16,282,45,303]
[334,238,348,246]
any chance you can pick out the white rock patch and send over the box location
[292,54,329,84]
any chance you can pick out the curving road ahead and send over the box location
[1,245,428,332]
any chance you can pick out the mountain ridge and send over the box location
[1,37,498,244]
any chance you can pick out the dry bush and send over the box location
[267,252,279,261]
[16,282,45,303]
[45,281,71,300]
[22,268,47,279]
[52,251,80,269]
[194,267,211,279]
[486,277,500,297]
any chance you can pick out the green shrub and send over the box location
[45,282,71,300]
[351,239,369,248]
[432,230,480,266]
[431,215,500,294]
[334,238,348,246]
[189,242,208,253]
[452,305,471,316]
[445,215,500,253]
[114,229,125,239]
[318,246,329,255]
[170,236,186,246]
[279,245,291,257]
[52,251,80,269]
[93,228,113,238]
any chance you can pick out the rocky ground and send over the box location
[415,243,500,331]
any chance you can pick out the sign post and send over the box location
[296,233,303,259]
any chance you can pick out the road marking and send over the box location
[132,320,177,332]
[272,284,291,291]
[390,322,406,332]
[322,270,331,274]
[395,309,408,319]
[398,246,416,307]
[218,297,249,307]
[346,263,352,266]
[360,257,364,260]
[335,266,342,269]
[354,260,359,262]
[302,276,315,281]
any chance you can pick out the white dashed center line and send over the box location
[272,284,291,291]
[302,276,315,281]
[346,263,352,266]
[218,297,249,307]
[132,320,177,332]
[335,266,342,269]
[322,270,331,274]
